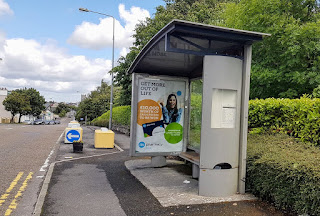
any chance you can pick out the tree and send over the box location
[114,0,230,105]
[75,81,121,121]
[3,88,45,123]
[113,0,320,101]
[54,103,71,115]
[3,90,31,123]
[113,48,139,105]
[220,0,320,98]
[24,88,45,116]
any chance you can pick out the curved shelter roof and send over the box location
[128,20,270,79]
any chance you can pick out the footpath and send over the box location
[37,126,290,216]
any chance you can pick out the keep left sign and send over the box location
[66,130,80,143]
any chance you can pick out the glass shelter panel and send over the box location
[188,79,203,151]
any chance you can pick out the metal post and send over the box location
[79,8,115,130]
[109,17,114,130]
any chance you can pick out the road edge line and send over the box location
[55,149,122,163]
[32,130,64,216]
[32,162,55,216]
[114,143,124,152]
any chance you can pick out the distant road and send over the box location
[0,119,67,216]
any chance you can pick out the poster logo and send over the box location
[138,142,146,148]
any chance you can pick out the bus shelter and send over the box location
[128,20,270,197]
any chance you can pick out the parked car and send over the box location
[44,120,55,125]
[33,119,44,125]
[23,120,33,125]
[54,119,61,124]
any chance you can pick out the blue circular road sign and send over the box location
[66,130,81,142]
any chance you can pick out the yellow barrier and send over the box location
[94,129,114,149]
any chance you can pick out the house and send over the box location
[0,88,19,123]
[42,102,58,120]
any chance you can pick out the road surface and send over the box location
[0,119,67,216]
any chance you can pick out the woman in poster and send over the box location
[160,94,182,124]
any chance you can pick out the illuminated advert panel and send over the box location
[134,77,186,154]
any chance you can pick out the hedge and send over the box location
[249,97,320,146]
[247,133,320,215]
[91,105,131,128]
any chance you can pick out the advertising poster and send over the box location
[135,78,185,153]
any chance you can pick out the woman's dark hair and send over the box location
[166,94,179,122]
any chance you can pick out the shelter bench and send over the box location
[179,151,200,178]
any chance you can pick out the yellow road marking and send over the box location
[0,172,24,207]
[5,172,33,216]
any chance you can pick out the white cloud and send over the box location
[68,4,150,51]
[0,0,13,16]
[0,37,112,101]
[120,47,130,57]
[0,3,152,102]
[118,4,149,33]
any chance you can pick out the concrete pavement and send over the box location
[38,126,290,216]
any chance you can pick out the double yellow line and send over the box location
[0,172,33,216]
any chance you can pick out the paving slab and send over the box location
[126,159,256,207]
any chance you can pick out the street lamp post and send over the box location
[79,7,115,130]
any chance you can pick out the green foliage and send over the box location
[249,96,320,145]
[91,112,109,127]
[221,0,320,99]
[111,106,131,126]
[3,88,44,122]
[3,90,31,122]
[24,88,45,116]
[248,127,265,135]
[91,106,131,128]
[113,0,231,106]
[312,84,320,98]
[54,102,71,115]
[247,133,320,215]
[113,48,139,106]
[189,92,202,149]
[112,0,320,102]
[76,81,121,121]
[59,110,66,118]
[190,93,202,130]
[189,80,203,149]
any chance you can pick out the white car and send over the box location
[23,120,33,125]
[33,119,44,125]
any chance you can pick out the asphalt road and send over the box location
[0,119,68,216]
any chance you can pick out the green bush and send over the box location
[249,96,320,146]
[247,133,320,215]
[111,105,131,126]
[91,112,109,127]
[91,106,131,128]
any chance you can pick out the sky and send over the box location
[0,0,164,103]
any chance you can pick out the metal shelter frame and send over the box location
[128,19,270,195]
